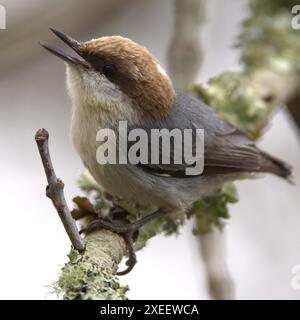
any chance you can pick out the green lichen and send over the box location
[188,183,239,234]
[191,72,270,139]
[239,0,300,74]
[126,210,180,251]
[54,248,128,300]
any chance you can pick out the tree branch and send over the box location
[36,128,128,299]
[168,0,205,89]
[35,128,85,252]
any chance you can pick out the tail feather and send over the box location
[259,150,293,181]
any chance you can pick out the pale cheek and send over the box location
[83,72,126,109]
[66,67,139,124]
[66,67,103,107]
[66,65,84,102]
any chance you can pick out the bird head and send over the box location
[41,29,176,124]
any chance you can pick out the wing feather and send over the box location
[126,91,290,179]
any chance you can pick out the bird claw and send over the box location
[80,209,164,275]
[80,217,138,275]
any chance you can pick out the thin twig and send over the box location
[35,128,85,251]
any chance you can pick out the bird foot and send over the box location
[80,209,164,275]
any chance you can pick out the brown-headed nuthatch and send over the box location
[41,29,292,274]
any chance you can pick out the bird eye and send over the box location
[102,64,116,79]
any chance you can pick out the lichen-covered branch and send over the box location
[51,169,180,300]
[36,129,128,299]
[55,231,128,300]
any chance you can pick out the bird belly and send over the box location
[71,105,228,215]
[86,157,228,215]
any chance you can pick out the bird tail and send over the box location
[259,150,293,182]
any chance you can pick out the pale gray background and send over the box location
[0,0,299,299]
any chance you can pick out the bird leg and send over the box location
[80,209,165,275]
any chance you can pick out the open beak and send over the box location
[40,28,89,68]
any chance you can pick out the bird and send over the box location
[40,28,292,274]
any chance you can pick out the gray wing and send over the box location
[133,91,290,179]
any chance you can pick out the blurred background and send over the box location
[0,0,300,299]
